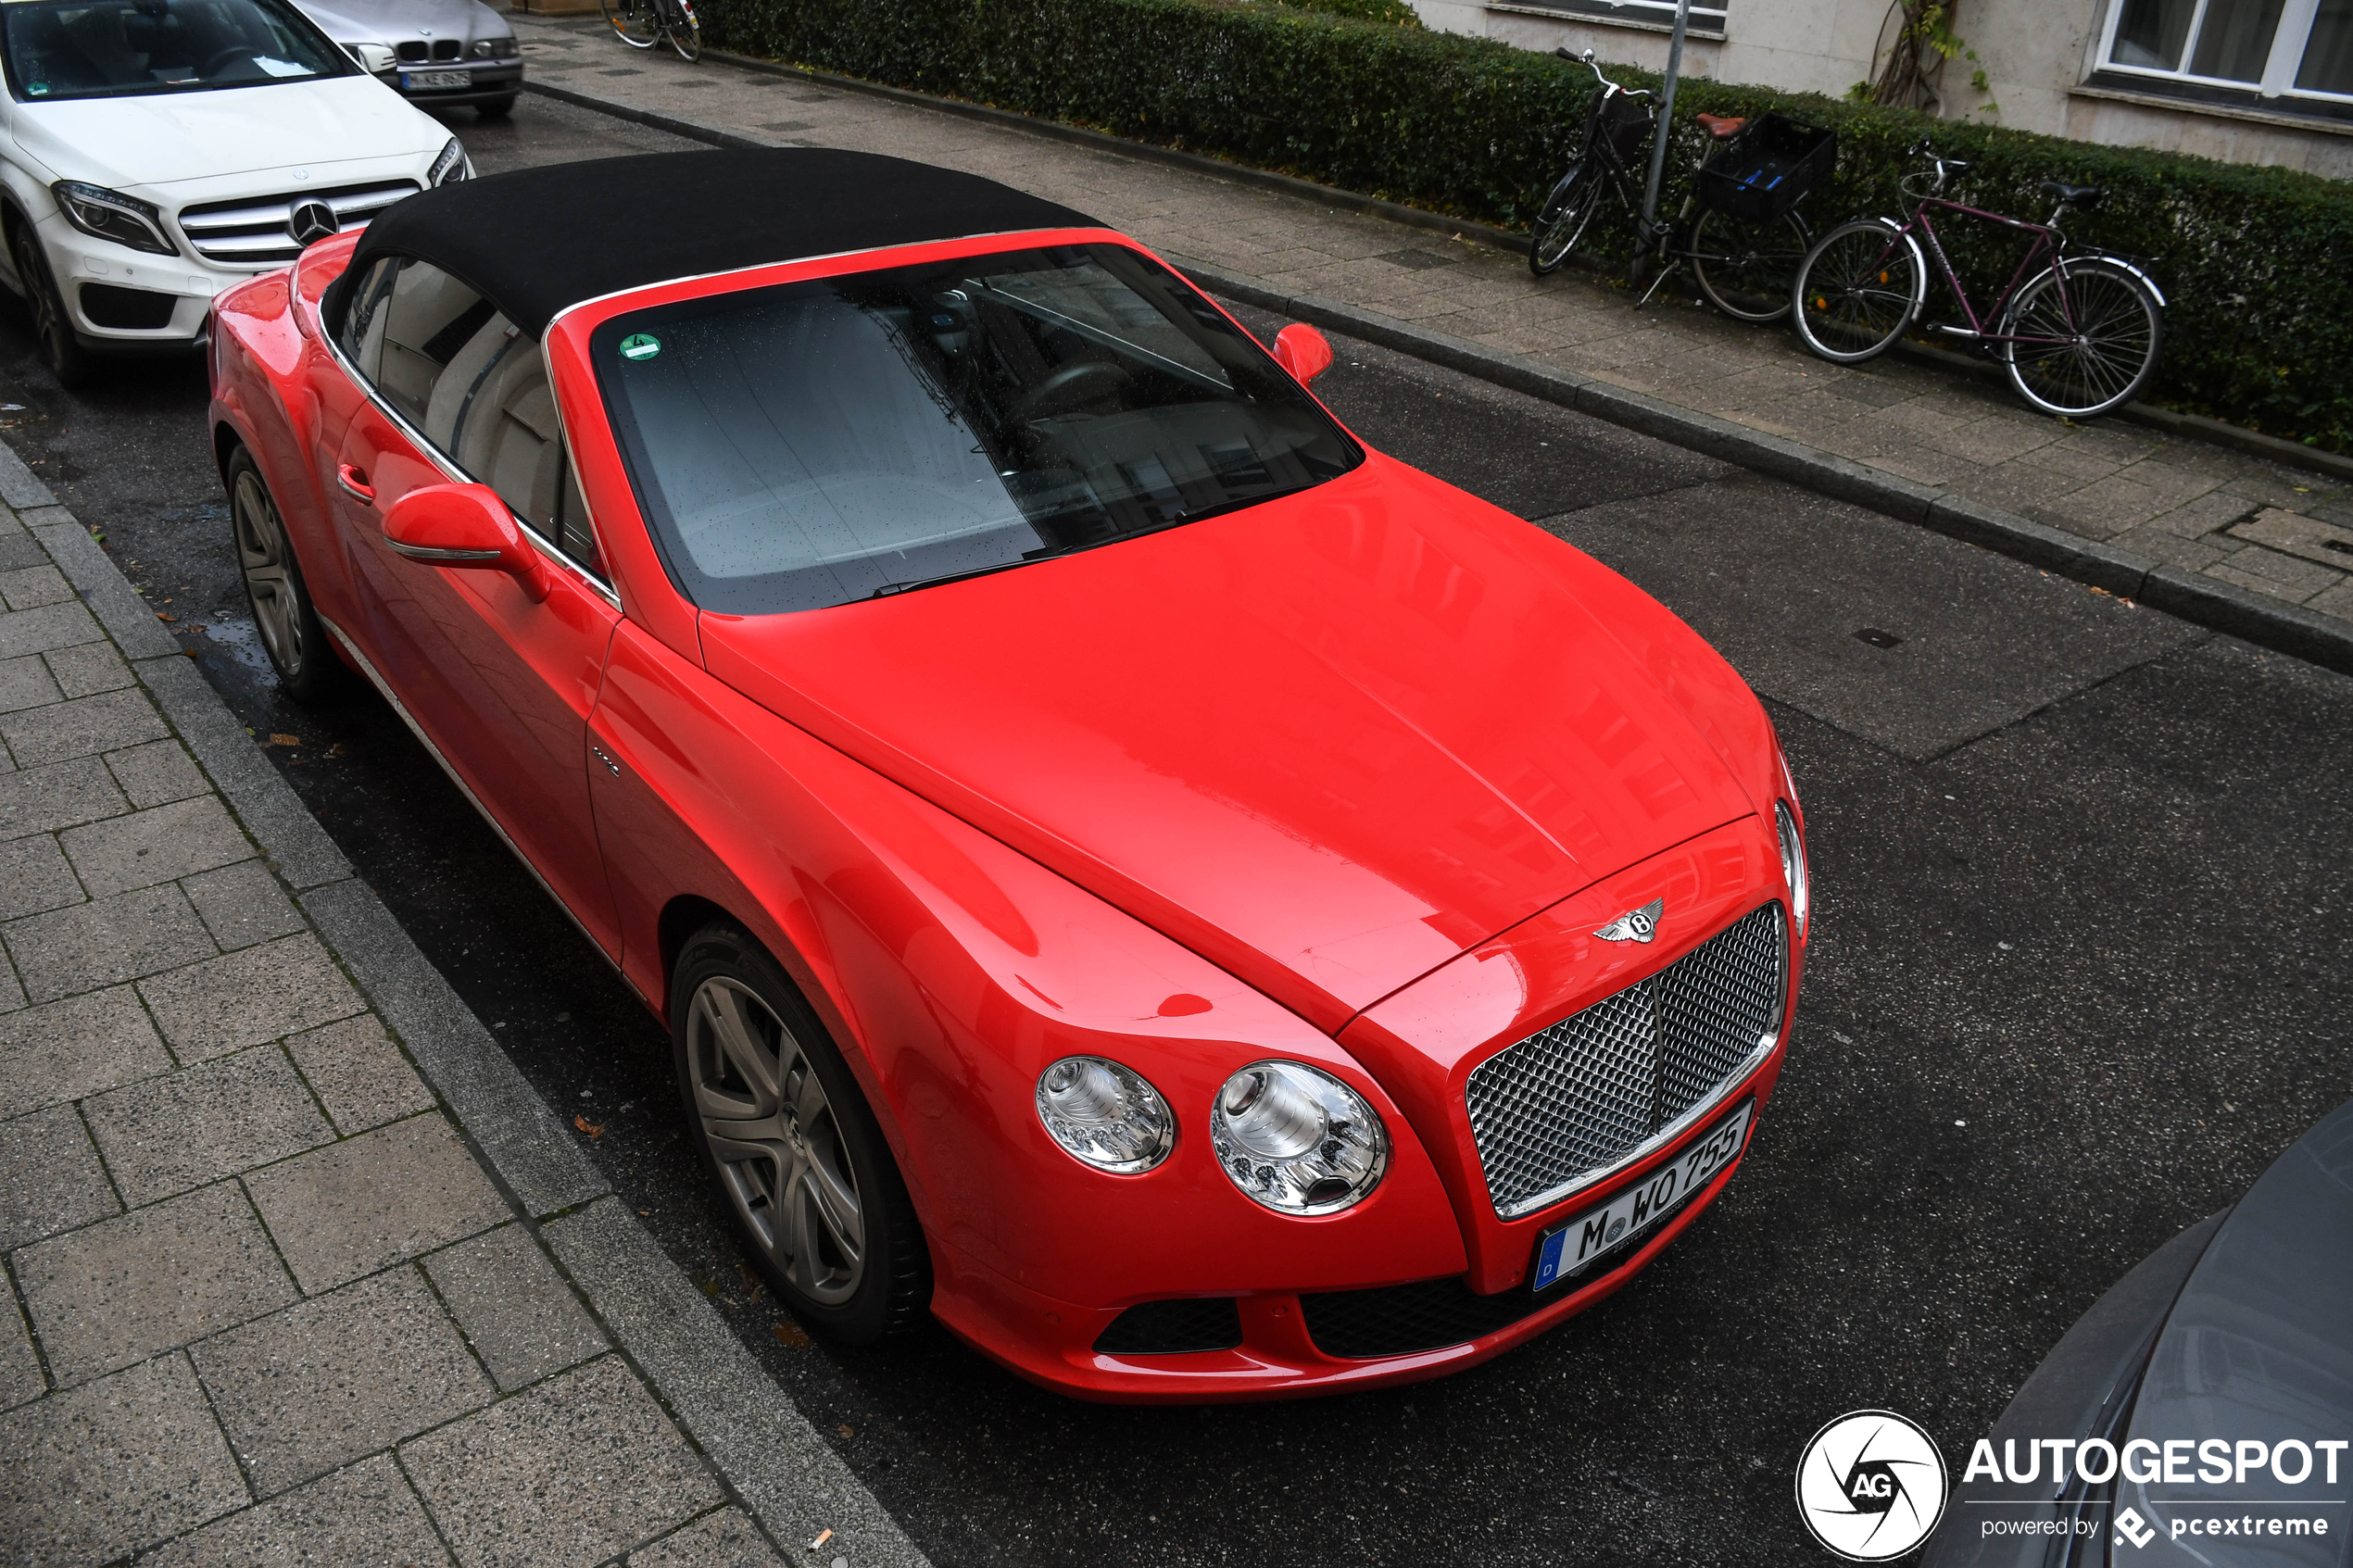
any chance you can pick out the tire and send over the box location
[1529,163,1604,278]
[1688,207,1811,324]
[226,445,342,704]
[600,0,660,47]
[477,94,516,119]
[671,923,929,1344]
[665,0,700,62]
[1792,220,1925,365]
[1998,258,2163,420]
[11,226,94,390]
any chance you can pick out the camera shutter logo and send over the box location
[1795,1410,1949,1561]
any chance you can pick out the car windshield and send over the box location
[1,0,349,101]
[591,243,1364,615]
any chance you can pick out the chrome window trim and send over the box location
[319,282,624,612]
[539,225,1114,333]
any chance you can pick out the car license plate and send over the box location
[404,69,472,89]
[1529,1099,1754,1292]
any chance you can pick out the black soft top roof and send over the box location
[345,148,1100,336]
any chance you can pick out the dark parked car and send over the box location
[1929,1098,2353,1566]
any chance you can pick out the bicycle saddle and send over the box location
[2039,180,2105,208]
[1695,113,1747,139]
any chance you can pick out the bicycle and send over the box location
[602,0,699,64]
[1529,50,1821,325]
[1789,143,2166,420]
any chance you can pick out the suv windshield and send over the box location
[2,0,351,101]
[592,243,1364,615]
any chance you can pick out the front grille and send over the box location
[1093,1298,1242,1354]
[1301,1276,1550,1359]
[177,180,420,268]
[1466,903,1785,1219]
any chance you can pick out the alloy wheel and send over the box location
[233,466,307,678]
[686,975,866,1305]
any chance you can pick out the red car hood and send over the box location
[699,456,1755,1035]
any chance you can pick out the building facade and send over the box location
[1406,0,2353,178]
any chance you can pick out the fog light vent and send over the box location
[79,282,174,331]
[1092,1298,1243,1355]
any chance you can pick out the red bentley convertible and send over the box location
[208,149,1809,1401]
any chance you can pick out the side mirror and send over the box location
[383,483,549,602]
[1273,322,1334,385]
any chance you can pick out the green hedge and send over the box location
[704,0,2353,451]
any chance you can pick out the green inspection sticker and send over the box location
[619,332,661,361]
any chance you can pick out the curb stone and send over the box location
[3,466,931,1567]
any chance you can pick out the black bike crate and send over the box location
[1697,114,1835,223]
[1597,91,1654,164]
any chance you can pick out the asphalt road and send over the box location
[8,94,2351,1568]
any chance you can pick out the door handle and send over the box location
[336,462,375,501]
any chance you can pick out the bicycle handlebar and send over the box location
[1554,45,1654,100]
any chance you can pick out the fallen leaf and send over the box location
[157,612,176,622]
[268,734,300,747]
[325,742,348,759]
[837,1424,855,1438]
[774,1319,811,1348]
[573,1114,605,1138]
[736,1263,764,1302]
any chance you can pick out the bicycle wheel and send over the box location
[601,0,659,46]
[1792,220,1924,365]
[1529,163,1604,278]
[1687,207,1811,324]
[1998,258,2162,420]
[665,0,700,61]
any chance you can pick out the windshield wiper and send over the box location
[867,514,1222,601]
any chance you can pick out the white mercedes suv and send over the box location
[0,0,469,386]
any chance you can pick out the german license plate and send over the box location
[404,69,472,89]
[1529,1099,1754,1292]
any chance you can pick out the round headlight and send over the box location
[1211,1061,1388,1215]
[1035,1056,1173,1174]
[1775,799,1808,937]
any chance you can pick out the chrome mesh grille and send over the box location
[1465,903,1786,1218]
[177,180,419,267]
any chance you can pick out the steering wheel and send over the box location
[1012,359,1133,421]
[200,45,256,76]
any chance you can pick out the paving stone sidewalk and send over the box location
[0,479,822,1562]
[513,13,2353,638]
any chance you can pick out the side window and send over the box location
[341,257,608,583]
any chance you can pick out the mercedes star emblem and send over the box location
[287,201,339,247]
[1594,898,1664,944]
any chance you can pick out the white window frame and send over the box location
[2095,0,2353,107]
[1502,0,1730,39]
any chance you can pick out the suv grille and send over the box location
[1466,903,1785,1219]
[177,180,419,268]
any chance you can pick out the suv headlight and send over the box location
[1035,1057,1174,1173]
[50,182,177,257]
[1211,1061,1388,1215]
[1776,799,1808,938]
[428,138,472,187]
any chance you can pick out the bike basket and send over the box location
[1697,114,1835,223]
[1595,92,1654,164]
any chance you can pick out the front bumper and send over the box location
[374,62,523,108]
[931,1069,1778,1402]
[33,213,225,351]
[925,814,1803,1400]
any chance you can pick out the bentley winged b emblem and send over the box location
[1594,898,1664,945]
